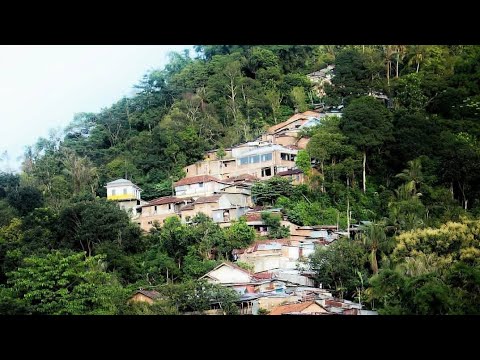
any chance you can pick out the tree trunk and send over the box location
[416,61,420,73]
[362,150,367,193]
[396,54,399,78]
[321,160,325,193]
[371,249,378,274]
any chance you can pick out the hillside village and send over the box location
[106,109,377,315]
[2,45,479,316]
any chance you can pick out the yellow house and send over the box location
[105,178,145,217]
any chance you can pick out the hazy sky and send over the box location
[0,45,192,172]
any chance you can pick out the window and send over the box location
[168,203,172,210]
[123,188,127,195]
[261,167,272,177]
[261,153,272,162]
[112,189,116,196]
[199,182,204,188]
[250,155,260,163]
[224,163,228,167]
[154,206,157,213]
[281,153,295,161]
[240,157,249,165]
[186,168,188,172]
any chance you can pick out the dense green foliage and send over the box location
[1,45,480,314]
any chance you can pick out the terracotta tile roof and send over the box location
[194,195,222,204]
[180,204,195,211]
[277,169,303,176]
[140,196,187,208]
[267,111,321,134]
[244,213,262,222]
[134,290,162,300]
[174,175,226,187]
[224,174,259,183]
[269,301,318,315]
[252,272,274,280]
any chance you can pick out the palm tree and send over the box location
[395,158,424,193]
[407,45,427,73]
[394,45,407,78]
[362,222,388,275]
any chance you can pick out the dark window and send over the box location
[261,167,272,177]
[199,182,204,188]
[168,204,172,210]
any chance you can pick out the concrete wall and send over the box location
[138,213,180,232]
[175,181,224,198]
[207,265,251,284]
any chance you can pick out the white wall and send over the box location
[208,265,251,284]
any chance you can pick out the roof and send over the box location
[199,262,253,281]
[194,194,222,204]
[224,174,259,183]
[267,111,321,134]
[244,212,262,222]
[106,178,141,190]
[140,196,187,208]
[269,301,319,315]
[252,272,274,280]
[174,175,226,187]
[277,169,303,176]
[133,289,162,300]
[180,203,195,211]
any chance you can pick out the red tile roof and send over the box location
[180,204,195,211]
[140,196,187,208]
[244,213,262,222]
[225,174,259,183]
[174,175,226,187]
[269,301,320,315]
[194,195,222,204]
[277,169,303,176]
[252,272,274,280]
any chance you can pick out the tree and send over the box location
[261,212,290,239]
[251,177,293,205]
[58,199,143,257]
[309,239,368,300]
[223,218,256,252]
[7,251,128,315]
[7,186,44,216]
[361,222,390,274]
[290,86,308,112]
[295,150,311,176]
[340,96,393,192]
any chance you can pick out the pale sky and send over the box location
[0,45,192,172]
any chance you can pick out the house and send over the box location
[276,168,305,185]
[180,193,250,224]
[266,111,322,135]
[269,301,328,315]
[174,175,229,199]
[137,196,192,231]
[105,178,148,217]
[128,289,162,305]
[199,262,286,295]
[182,141,299,181]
